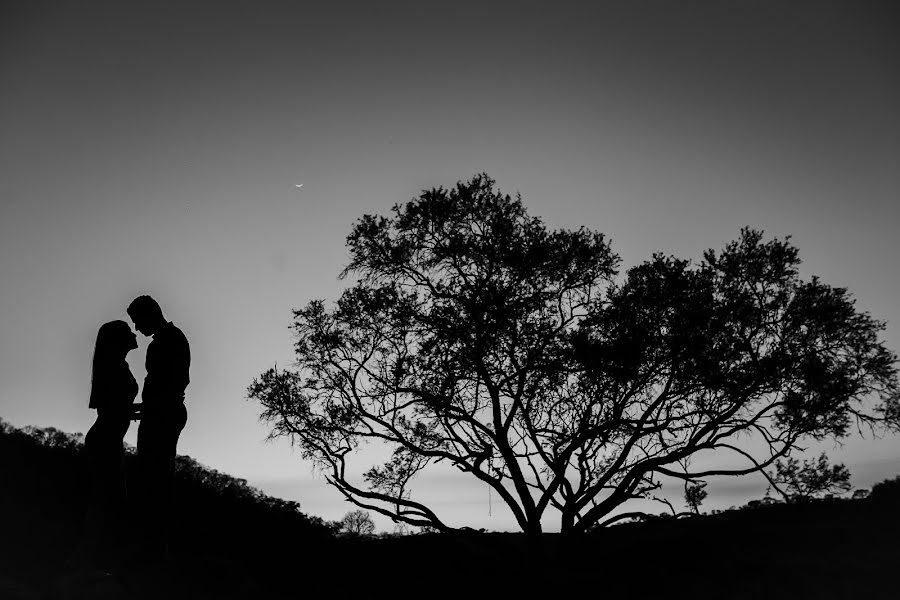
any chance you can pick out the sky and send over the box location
[1,0,898,532]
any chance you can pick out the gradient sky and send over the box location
[2,1,898,532]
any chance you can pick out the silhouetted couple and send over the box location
[74,295,190,575]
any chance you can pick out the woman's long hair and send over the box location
[89,320,131,409]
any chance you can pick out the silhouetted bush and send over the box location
[869,474,900,504]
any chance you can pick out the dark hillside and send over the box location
[2,418,898,598]
[334,497,900,598]
[562,498,900,598]
[0,419,336,598]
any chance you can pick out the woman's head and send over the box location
[94,320,138,357]
[90,320,137,407]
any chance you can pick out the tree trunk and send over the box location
[524,522,545,568]
[559,510,576,537]
[557,524,584,564]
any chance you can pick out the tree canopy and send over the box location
[767,452,852,501]
[248,174,899,540]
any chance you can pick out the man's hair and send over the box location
[127,295,164,320]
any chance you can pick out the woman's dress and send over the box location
[86,360,138,498]
[80,360,138,567]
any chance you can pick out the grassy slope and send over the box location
[2,420,898,599]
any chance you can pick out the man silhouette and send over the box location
[127,295,190,562]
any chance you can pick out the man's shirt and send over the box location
[142,321,190,408]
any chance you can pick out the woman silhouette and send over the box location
[74,320,139,572]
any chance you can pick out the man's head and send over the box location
[127,295,166,336]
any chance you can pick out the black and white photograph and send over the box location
[1,1,898,597]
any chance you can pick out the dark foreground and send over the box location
[2,421,898,599]
[3,499,898,599]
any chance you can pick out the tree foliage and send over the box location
[869,473,900,503]
[768,452,852,501]
[684,482,708,514]
[248,174,900,539]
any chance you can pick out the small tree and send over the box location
[249,174,900,545]
[340,509,376,536]
[768,452,852,502]
[684,482,708,514]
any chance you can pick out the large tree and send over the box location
[248,174,899,543]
